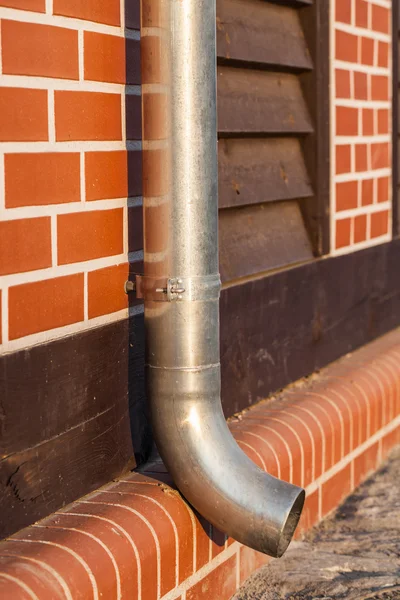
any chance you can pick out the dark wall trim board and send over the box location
[220,239,400,415]
[1,240,400,538]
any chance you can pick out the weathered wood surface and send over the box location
[217,0,312,71]
[220,239,400,416]
[218,138,312,210]
[218,67,313,136]
[299,0,331,254]
[0,313,149,539]
[216,0,330,279]
[234,446,400,599]
[219,201,313,282]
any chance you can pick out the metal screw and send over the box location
[124,280,136,294]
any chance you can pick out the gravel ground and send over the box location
[234,446,400,600]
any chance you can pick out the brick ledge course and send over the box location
[0,329,400,600]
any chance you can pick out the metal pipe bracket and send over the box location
[125,274,221,302]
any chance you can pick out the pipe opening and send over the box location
[276,488,306,558]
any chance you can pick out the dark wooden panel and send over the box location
[0,406,133,539]
[218,137,312,209]
[216,0,312,71]
[220,239,400,416]
[217,67,313,136]
[0,320,132,457]
[299,0,330,255]
[219,201,313,282]
[0,315,151,539]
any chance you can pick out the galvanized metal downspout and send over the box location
[140,0,305,557]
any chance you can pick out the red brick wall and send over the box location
[332,0,392,253]
[0,0,141,354]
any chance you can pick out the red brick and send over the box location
[84,32,125,83]
[270,411,314,487]
[0,218,52,275]
[354,442,379,489]
[377,177,389,203]
[370,210,389,238]
[289,403,325,479]
[187,555,237,600]
[24,525,118,598]
[42,512,138,598]
[254,419,302,486]
[361,178,374,205]
[371,75,389,101]
[114,482,195,584]
[0,554,67,599]
[336,69,351,98]
[355,0,368,28]
[362,108,374,136]
[211,526,227,558]
[295,489,319,539]
[55,91,122,141]
[371,143,389,170]
[0,0,44,10]
[376,358,400,421]
[94,487,176,596]
[254,423,292,482]
[336,180,358,211]
[354,214,367,243]
[336,106,358,136]
[355,144,368,172]
[336,0,351,24]
[361,37,374,66]
[336,30,358,63]
[233,429,281,479]
[321,464,351,517]
[336,145,351,175]
[9,274,84,339]
[88,263,128,318]
[1,20,78,80]
[0,88,48,142]
[323,387,352,456]
[193,512,212,571]
[381,426,400,459]
[240,546,269,584]
[377,109,389,135]
[5,153,80,208]
[355,372,383,435]
[354,71,368,100]
[313,392,350,470]
[53,0,120,26]
[378,41,389,68]
[85,151,128,201]
[335,218,351,249]
[333,377,368,450]
[143,93,167,141]
[57,209,123,265]
[71,499,158,600]
[371,4,389,34]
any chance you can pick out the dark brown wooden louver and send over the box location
[217,0,329,283]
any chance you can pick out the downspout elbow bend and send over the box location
[149,363,305,558]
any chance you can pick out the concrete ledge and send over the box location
[0,329,400,600]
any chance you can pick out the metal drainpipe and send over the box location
[138,0,305,557]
